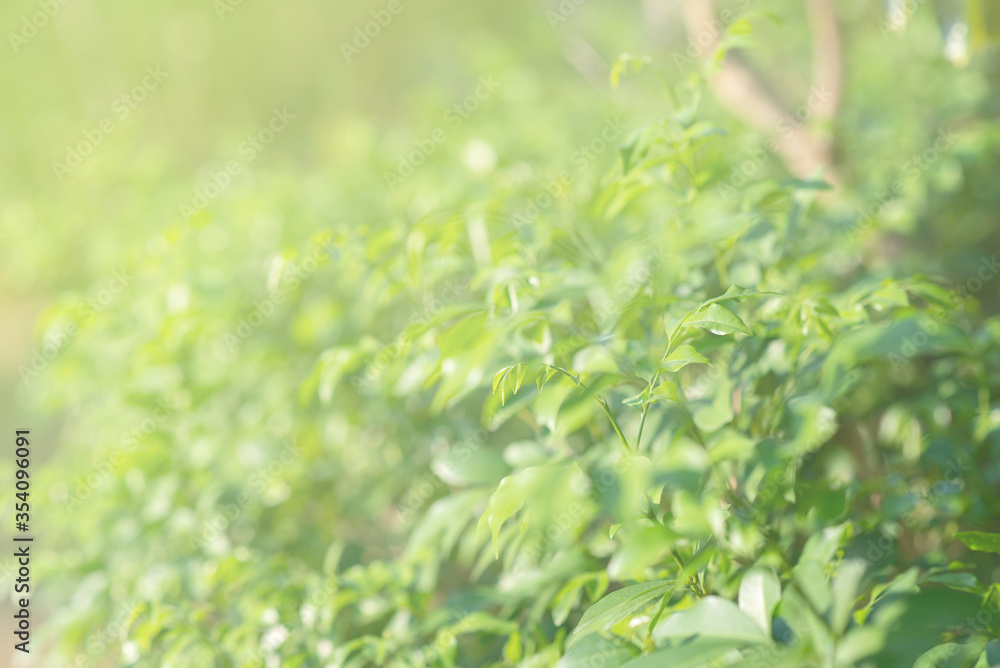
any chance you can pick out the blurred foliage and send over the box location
[2,0,1000,666]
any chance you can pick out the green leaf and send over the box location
[514,363,527,393]
[913,643,980,668]
[831,559,867,634]
[653,596,770,644]
[492,362,533,406]
[793,561,833,618]
[738,567,781,635]
[536,364,557,393]
[608,524,676,581]
[609,53,651,88]
[552,573,602,626]
[493,365,514,394]
[477,475,526,558]
[450,611,519,636]
[956,531,1000,554]
[922,571,983,594]
[660,345,712,372]
[800,523,848,565]
[556,634,635,668]
[620,127,646,175]
[571,580,674,639]
[503,630,523,662]
[623,388,652,411]
[865,589,982,664]
[728,18,753,35]
[669,490,713,536]
[698,285,775,309]
[692,396,734,434]
[685,303,752,336]
[822,318,970,397]
[833,627,887,667]
[984,639,1000,667]
[652,378,680,402]
[907,278,955,309]
[969,0,1000,48]
[438,311,488,353]
[623,637,749,667]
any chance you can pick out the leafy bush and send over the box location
[15,2,1000,667]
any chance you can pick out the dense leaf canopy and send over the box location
[2,0,1000,666]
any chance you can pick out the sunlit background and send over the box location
[0,0,998,665]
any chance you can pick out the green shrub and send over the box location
[21,5,1000,668]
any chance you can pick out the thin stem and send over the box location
[596,394,632,453]
[646,584,678,635]
[635,402,651,452]
[516,363,633,453]
[670,545,707,597]
[636,341,674,451]
[646,496,662,525]
[713,246,729,289]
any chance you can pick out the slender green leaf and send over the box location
[572,580,674,639]
[956,531,1000,554]
[653,596,770,644]
[660,344,712,372]
[738,567,781,635]
[685,303,752,336]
